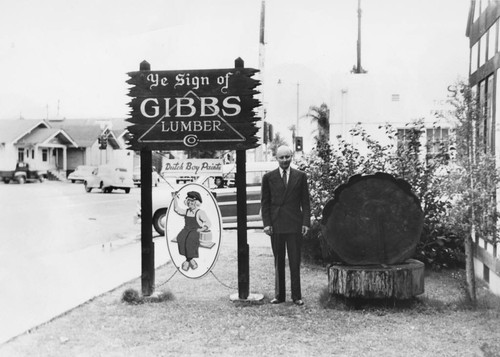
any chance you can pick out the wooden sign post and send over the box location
[126,58,261,298]
[140,148,154,296]
[236,149,249,298]
[139,60,154,296]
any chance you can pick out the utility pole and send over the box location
[296,82,300,135]
[257,0,266,161]
[352,0,367,74]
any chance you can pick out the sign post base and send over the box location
[229,293,264,303]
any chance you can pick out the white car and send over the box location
[67,165,96,183]
[141,161,281,235]
[133,166,160,187]
[84,165,134,194]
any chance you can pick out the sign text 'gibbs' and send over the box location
[126,61,261,151]
[140,96,242,120]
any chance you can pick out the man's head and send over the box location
[276,145,292,170]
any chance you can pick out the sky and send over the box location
[0,0,471,145]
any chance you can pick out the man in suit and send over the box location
[261,145,311,306]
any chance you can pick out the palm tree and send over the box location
[308,103,330,160]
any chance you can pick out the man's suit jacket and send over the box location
[261,167,311,234]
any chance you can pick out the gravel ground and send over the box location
[1,230,500,357]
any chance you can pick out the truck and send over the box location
[0,162,48,184]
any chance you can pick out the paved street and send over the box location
[0,181,169,343]
[0,180,141,256]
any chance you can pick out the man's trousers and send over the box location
[271,233,302,301]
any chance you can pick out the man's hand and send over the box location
[264,226,273,236]
[302,226,310,237]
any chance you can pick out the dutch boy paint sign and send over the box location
[162,159,223,176]
[165,183,222,279]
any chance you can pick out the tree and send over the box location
[187,149,217,159]
[308,103,330,161]
[268,133,288,158]
[444,81,499,304]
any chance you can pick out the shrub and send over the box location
[121,288,175,304]
[300,120,466,269]
[122,288,143,305]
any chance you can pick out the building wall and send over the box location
[328,73,454,157]
[468,0,500,297]
[67,148,87,172]
[0,144,19,171]
[474,238,500,296]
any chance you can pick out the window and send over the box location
[18,148,24,162]
[42,149,48,162]
[483,265,490,284]
[480,34,487,67]
[487,25,496,60]
[396,128,417,151]
[486,75,494,149]
[474,0,481,21]
[492,20,499,53]
[471,41,479,74]
[478,74,494,152]
[426,128,450,156]
[479,79,486,146]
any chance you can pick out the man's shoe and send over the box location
[181,261,190,271]
[189,259,198,270]
[293,299,304,306]
[270,298,284,304]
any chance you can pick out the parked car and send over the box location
[139,161,281,236]
[0,162,47,184]
[175,176,196,184]
[133,166,160,187]
[84,165,134,193]
[67,165,96,183]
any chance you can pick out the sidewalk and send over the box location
[0,234,169,345]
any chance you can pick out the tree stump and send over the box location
[321,173,425,300]
[321,173,424,265]
[328,259,425,299]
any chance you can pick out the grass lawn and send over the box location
[1,231,500,356]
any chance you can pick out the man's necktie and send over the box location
[283,170,287,187]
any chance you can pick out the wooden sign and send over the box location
[126,62,261,151]
[165,183,222,279]
[131,59,258,300]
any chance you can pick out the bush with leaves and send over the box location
[299,119,469,270]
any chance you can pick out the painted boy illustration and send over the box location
[172,191,211,271]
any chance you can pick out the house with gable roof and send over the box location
[49,119,128,172]
[0,118,137,181]
[0,119,77,179]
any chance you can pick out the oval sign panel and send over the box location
[165,182,222,279]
